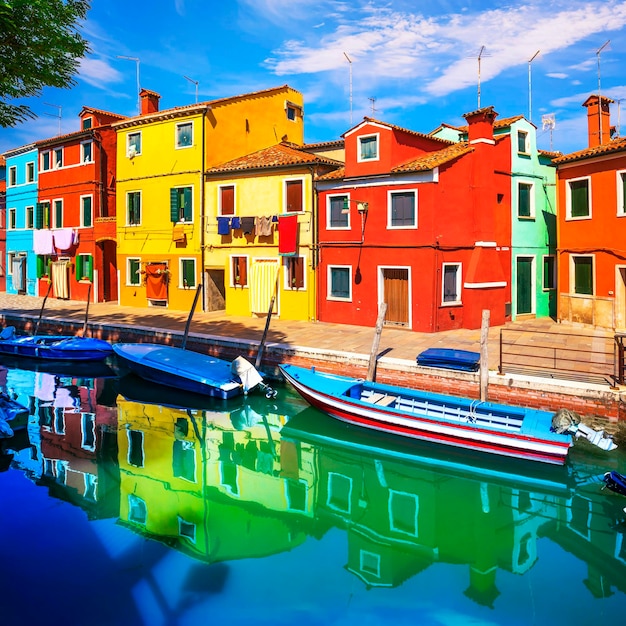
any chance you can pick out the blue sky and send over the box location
[2,0,626,156]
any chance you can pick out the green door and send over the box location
[516,257,533,315]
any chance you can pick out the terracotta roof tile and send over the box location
[81,106,127,120]
[317,166,346,180]
[350,117,453,145]
[552,137,626,164]
[393,142,473,172]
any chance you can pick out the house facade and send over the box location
[204,141,343,321]
[113,85,305,312]
[554,95,626,329]
[34,107,124,302]
[0,155,5,292]
[3,144,38,295]
[316,109,511,333]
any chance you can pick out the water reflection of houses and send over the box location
[281,409,626,607]
[116,394,315,562]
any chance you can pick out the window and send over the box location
[8,208,16,230]
[127,191,141,226]
[442,263,461,304]
[127,258,141,286]
[127,430,144,467]
[572,256,593,295]
[128,494,147,525]
[26,162,35,182]
[285,179,303,212]
[53,199,63,229]
[25,206,34,229]
[358,134,378,161]
[127,132,141,157]
[328,194,349,229]
[82,117,92,130]
[543,256,556,290]
[173,440,196,482]
[81,195,92,227]
[389,491,419,537]
[567,178,590,219]
[180,258,196,289]
[360,551,381,578]
[54,148,63,168]
[170,186,193,223]
[8,166,16,186]
[327,472,352,513]
[176,122,193,148]
[285,256,304,289]
[389,190,417,228]
[232,256,248,287]
[76,254,93,281]
[285,102,301,121]
[219,185,235,216]
[36,255,51,278]
[518,181,534,218]
[517,130,529,153]
[81,141,93,163]
[35,201,51,229]
[178,518,196,543]
[328,266,351,300]
[618,171,626,216]
[41,151,51,171]
[82,414,96,451]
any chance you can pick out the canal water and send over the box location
[1,360,626,626]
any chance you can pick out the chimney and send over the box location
[140,89,161,115]
[583,94,613,148]
[463,105,497,144]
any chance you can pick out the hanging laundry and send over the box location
[145,263,168,301]
[241,216,255,235]
[217,216,231,235]
[52,228,74,251]
[72,229,80,245]
[278,214,298,255]
[230,216,241,229]
[255,216,273,237]
[271,215,279,223]
[172,224,186,242]
[33,229,55,255]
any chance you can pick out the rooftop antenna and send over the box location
[184,75,199,103]
[343,52,353,125]
[596,39,610,143]
[542,113,556,151]
[43,102,62,135]
[477,46,486,108]
[117,55,141,114]
[368,97,377,116]
[528,50,540,123]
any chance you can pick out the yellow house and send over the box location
[204,141,343,321]
[113,85,305,311]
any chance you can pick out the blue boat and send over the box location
[0,326,113,362]
[417,348,480,371]
[112,343,262,400]
[0,390,30,439]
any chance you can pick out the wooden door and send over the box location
[383,268,409,326]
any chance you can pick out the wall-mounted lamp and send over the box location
[342,197,369,213]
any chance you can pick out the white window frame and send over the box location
[327,264,352,302]
[566,176,592,220]
[80,194,93,228]
[389,490,419,538]
[179,257,197,289]
[81,140,93,164]
[41,150,51,172]
[358,133,380,162]
[26,161,35,183]
[517,129,529,154]
[326,472,352,513]
[53,147,63,169]
[441,262,462,305]
[8,208,16,230]
[128,494,147,525]
[218,184,236,216]
[231,254,249,288]
[387,189,418,229]
[283,254,306,291]
[127,257,142,286]
[285,100,302,121]
[52,198,64,229]
[283,177,305,213]
[178,517,197,543]
[517,179,535,219]
[617,170,626,216]
[127,131,142,157]
[25,206,34,230]
[570,254,595,295]
[126,190,142,226]
[327,193,350,230]
[175,121,194,149]
[8,166,16,187]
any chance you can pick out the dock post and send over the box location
[366,302,387,382]
[480,309,490,401]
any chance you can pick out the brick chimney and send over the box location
[464,105,497,144]
[583,94,613,148]
[140,89,160,115]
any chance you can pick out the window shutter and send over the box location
[170,188,179,222]
[183,187,192,221]
[221,186,234,215]
[36,256,44,278]
[294,257,304,288]
[286,180,303,212]
[86,255,93,281]
[76,255,84,279]
[35,203,44,229]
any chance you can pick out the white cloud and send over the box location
[547,73,569,79]
[79,57,123,88]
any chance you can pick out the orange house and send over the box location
[554,95,626,329]
[35,107,125,303]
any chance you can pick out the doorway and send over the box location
[382,267,409,327]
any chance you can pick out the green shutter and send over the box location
[76,255,83,279]
[183,187,192,221]
[86,255,93,281]
[574,258,593,295]
[183,260,195,287]
[170,188,179,222]
[35,203,44,229]
[36,256,44,278]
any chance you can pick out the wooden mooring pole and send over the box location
[366,303,388,382]
[480,309,490,401]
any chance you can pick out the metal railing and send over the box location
[498,327,619,387]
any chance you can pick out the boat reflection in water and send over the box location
[3,361,626,624]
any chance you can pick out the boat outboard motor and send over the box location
[231,356,277,398]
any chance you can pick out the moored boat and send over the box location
[278,363,616,465]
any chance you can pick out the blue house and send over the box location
[3,144,39,295]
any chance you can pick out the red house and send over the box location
[316,108,511,332]
[554,95,626,329]
[35,107,125,303]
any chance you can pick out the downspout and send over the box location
[200,107,208,311]
[311,165,318,322]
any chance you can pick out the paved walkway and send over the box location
[0,292,616,377]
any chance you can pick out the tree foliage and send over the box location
[0,0,90,127]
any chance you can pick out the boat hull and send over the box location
[113,343,242,400]
[279,364,572,465]
[0,333,113,362]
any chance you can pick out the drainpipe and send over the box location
[310,165,318,321]
[200,107,208,311]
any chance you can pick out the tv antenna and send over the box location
[528,50,540,123]
[596,39,610,143]
[117,55,141,114]
[343,52,353,125]
[477,46,487,108]
[184,75,199,103]
[542,113,556,151]
[43,102,62,135]
[368,97,377,116]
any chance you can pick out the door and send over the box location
[516,257,533,315]
[382,268,409,327]
[205,269,226,311]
